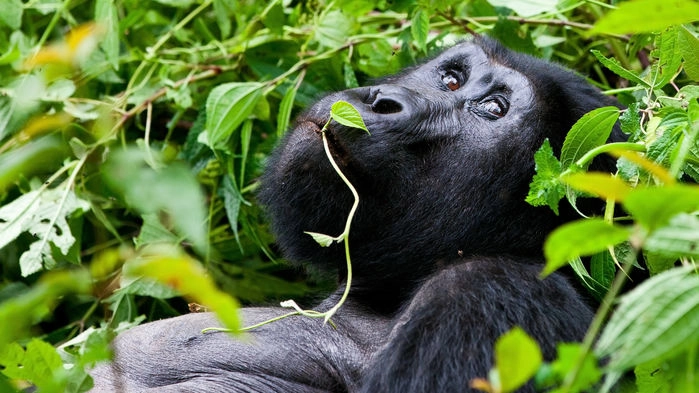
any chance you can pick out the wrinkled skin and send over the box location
[90,37,623,392]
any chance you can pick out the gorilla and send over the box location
[89,37,623,392]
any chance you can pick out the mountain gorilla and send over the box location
[89,37,623,392]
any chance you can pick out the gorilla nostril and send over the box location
[371,98,403,114]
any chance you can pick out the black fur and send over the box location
[89,37,621,392]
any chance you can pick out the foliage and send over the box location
[0,0,696,391]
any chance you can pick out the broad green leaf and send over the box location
[561,106,620,169]
[0,187,90,276]
[679,26,699,81]
[102,148,208,253]
[204,82,264,150]
[543,219,630,276]
[590,251,616,293]
[330,101,369,133]
[494,327,542,392]
[587,0,699,35]
[0,135,67,193]
[623,184,699,230]
[596,266,699,371]
[315,9,353,48]
[410,9,429,52]
[525,139,565,215]
[125,249,240,331]
[0,0,22,29]
[651,26,683,89]
[0,339,62,388]
[304,231,337,247]
[591,50,650,88]
[262,1,285,36]
[561,172,633,202]
[549,343,602,392]
[644,213,699,258]
[276,78,300,138]
[486,0,559,16]
[95,0,119,69]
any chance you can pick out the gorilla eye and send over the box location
[478,97,509,119]
[441,71,461,91]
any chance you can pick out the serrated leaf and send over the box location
[587,0,699,36]
[679,26,699,81]
[596,266,699,371]
[623,184,699,230]
[204,82,264,150]
[495,327,543,392]
[561,172,633,202]
[592,50,650,88]
[526,139,565,214]
[651,26,683,89]
[410,9,429,52]
[95,0,119,69]
[330,101,369,133]
[543,219,630,276]
[304,231,337,247]
[644,213,699,258]
[561,106,620,169]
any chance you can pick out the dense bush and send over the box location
[0,0,697,392]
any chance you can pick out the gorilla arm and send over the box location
[360,257,594,393]
[89,294,389,393]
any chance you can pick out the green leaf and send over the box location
[543,218,630,276]
[679,26,699,81]
[304,231,337,247]
[623,184,699,230]
[525,139,565,214]
[591,50,650,88]
[204,82,264,150]
[0,339,62,388]
[644,213,699,259]
[102,148,208,253]
[95,0,120,69]
[587,0,699,36]
[494,327,543,392]
[276,78,300,138]
[561,172,633,202]
[560,106,620,169]
[315,9,353,48]
[410,9,429,52]
[0,188,90,276]
[651,26,683,89]
[330,101,369,133]
[126,249,240,331]
[0,0,22,29]
[549,343,602,392]
[596,266,699,371]
[487,0,559,17]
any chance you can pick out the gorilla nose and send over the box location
[368,86,408,114]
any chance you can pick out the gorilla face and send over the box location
[259,38,615,304]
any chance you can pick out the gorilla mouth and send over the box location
[299,119,354,172]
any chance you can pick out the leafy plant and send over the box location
[0,0,697,392]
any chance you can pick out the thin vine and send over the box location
[203,101,369,333]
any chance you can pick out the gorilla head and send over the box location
[258,37,620,308]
